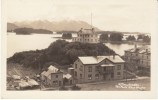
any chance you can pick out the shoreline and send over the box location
[102,40,150,45]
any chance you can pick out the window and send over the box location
[53,81,58,84]
[80,74,82,79]
[80,65,83,71]
[95,66,98,71]
[117,65,121,70]
[91,35,93,37]
[91,39,93,42]
[75,64,77,69]
[88,74,92,80]
[88,66,92,72]
[95,74,99,79]
[56,75,58,78]
[75,71,77,77]
[104,67,106,71]
[117,72,121,76]
[136,53,138,56]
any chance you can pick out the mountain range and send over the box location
[7,20,100,32]
[7,23,19,32]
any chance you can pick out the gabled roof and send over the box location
[125,46,150,54]
[78,55,125,65]
[63,73,72,79]
[42,65,61,79]
[48,65,59,72]
[78,28,96,34]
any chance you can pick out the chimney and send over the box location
[113,54,115,59]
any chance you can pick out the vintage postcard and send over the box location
[1,0,158,99]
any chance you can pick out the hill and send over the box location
[12,20,101,32]
[7,23,19,32]
[7,40,115,70]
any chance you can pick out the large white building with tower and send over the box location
[72,28,99,43]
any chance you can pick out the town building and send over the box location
[63,73,74,85]
[72,55,125,83]
[41,65,74,87]
[41,65,63,87]
[124,45,150,70]
[72,28,99,43]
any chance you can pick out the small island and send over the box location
[62,33,72,39]
[14,27,53,35]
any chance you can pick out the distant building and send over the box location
[72,55,125,83]
[72,28,99,43]
[124,45,150,69]
[41,65,63,87]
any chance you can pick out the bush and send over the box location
[99,34,108,42]
[62,33,72,39]
[109,33,123,41]
[59,86,68,90]
[71,85,81,90]
[126,35,136,41]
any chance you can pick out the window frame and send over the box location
[88,66,92,72]
[88,74,92,80]
[117,65,121,70]
[117,72,121,76]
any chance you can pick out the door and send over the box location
[59,81,61,86]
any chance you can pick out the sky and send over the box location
[6,0,157,33]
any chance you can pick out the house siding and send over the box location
[73,57,124,84]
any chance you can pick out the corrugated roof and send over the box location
[78,55,125,65]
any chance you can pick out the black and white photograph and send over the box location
[1,0,158,99]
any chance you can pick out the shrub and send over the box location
[59,86,68,90]
[71,85,81,90]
